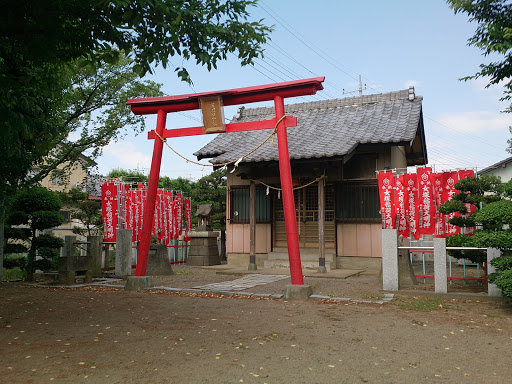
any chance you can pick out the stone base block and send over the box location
[58,270,93,285]
[125,276,153,292]
[336,256,382,274]
[227,253,269,268]
[187,254,221,266]
[146,245,174,276]
[58,271,75,285]
[284,284,313,301]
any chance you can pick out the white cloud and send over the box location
[472,76,511,91]
[438,111,512,134]
[101,141,152,172]
[404,80,419,88]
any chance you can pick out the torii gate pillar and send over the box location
[127,77,325,286]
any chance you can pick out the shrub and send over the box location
[488,269,512,300]
[2,267,27,281]
[3,255,27,270]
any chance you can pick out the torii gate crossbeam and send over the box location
[127,77,325,286]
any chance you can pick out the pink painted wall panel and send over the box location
[255,224,271,253]
[231,224,246,253]
[227,223,272,254]
[371,224,382,257]
[356,224,372,257]
[337,223,382,258]
[341,224,358,256]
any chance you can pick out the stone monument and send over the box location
[187,204,221,266]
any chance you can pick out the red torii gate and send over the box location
[127,77,325,286]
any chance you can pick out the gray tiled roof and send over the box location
[194,88,423,164]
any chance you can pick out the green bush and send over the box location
[3,255,27,270]
[488,269,512,300]
[33,258,57,272]
[2,267,27,281]
[491,255,512,271]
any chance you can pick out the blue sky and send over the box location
[95,0,512,180]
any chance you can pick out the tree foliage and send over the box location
[439,175,512,299]
[59,188,102,238]
[5,188,64,279]
[0,0,270,279]
[447,0,512,109]
[446,0,512,153]
[1,0,270,78]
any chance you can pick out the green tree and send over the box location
[107,168,149,187]
[0,0,270,279]
[446,0,512,152]
[439,175,512,299]
[0,56,162,280]
[6,188,64,280]
[159,176,196,199]
[59,188,102,238]
[192,168,227,231]
[447,0,512,110]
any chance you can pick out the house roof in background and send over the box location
[478,156,512,175]
[87,174,106,197]
[194,88,426,165]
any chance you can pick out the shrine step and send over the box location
[264,248,336,271]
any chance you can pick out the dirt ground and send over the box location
[1,267,511,384]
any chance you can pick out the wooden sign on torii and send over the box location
[127,77,325,286]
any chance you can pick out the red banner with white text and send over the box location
[377,169,476,240]
[101,181,118,242]
[101,181,192,245]
[378,171,396,229]
[184,198,192,242]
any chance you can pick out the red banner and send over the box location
[377,169,476,240]
[163,191,173,245]
[417,167,435,235]
[378,171,396,229]
[403,173,420,240]
[101,180,191,245]
[172,198,178,241]
[184,198,192,242]
[101,182,118,242]
[175,193,183,236]
[135,188,143,242]
[429,172,446,238]
[442,171,460,236]
[395,175,409,238]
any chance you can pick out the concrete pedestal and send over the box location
[146,244,174,276]
[115,229,133,277]
[487,248,502,297]
[125,276,153,291]
[284,284,313,301]
[381,229,399,291]
[187,230,221,266]
[87,236,102,276]
[434,237,448,293]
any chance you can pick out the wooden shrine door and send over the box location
[274,185,335,248]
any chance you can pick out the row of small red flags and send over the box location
[378,168,475,239]
[101,180,192,244]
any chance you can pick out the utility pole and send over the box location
[343,75,367,97]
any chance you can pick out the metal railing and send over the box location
[399,246,487,284]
